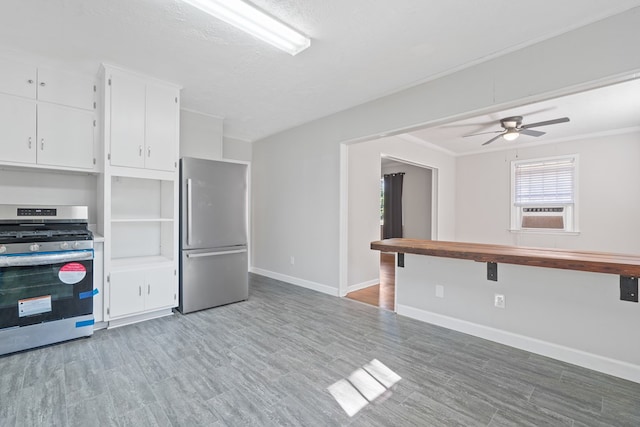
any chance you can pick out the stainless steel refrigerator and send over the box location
[178,157,248,314]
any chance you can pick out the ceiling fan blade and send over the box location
[519,129,546,137]
[463,130,502,138]
[521,117,570,129]
[482,133,504,146]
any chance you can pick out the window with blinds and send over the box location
[511,156,577,231]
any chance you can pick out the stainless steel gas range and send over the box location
[0,205,95,356]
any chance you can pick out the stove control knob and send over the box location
[73,241,80,249]
[60,242,69,250]
[0,245,6,254]
[30,243,40,252]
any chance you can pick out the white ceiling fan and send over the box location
[464,115,570,146]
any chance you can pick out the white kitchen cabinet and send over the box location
[93,241,105,325]
[108,71,146,169]
[37,67,95,110]
[143,266,177,311]
[103,174,178,323]
[108,265,176,319]
[0,59,97,171]
[37,103,95,169]
[109,269,146,318]
[106,67,179,172]
[0,58,37,99]
[145,82,179,171]
[0,94,36,163]
[100,65,180,327]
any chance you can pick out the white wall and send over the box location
[381,160,432,240]
[252,9,640,292]
[456,131,640,253]
[179,109,223,160]
[0,169,98,224]
[347,138,450,289]
[179,110,252,162]
[397,254,640,382]
[223,136,252,162]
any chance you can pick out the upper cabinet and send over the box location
[37,67,96,111]
[0,58,97,171]
[105,67,180,172]
[0,60,37,98]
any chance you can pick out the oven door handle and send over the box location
[0,250,94,267]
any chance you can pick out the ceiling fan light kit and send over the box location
[181,0,311,55]
[465,115,570,146]
[502,128,520,141]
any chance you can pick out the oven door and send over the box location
[0,250,94,329]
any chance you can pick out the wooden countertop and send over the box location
[371,238,640,277]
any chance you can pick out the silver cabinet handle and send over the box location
[148,284,150,295]
[147,146,151,157]
[27,79,34,84]
[40,139,44,150]
[139,286,142,296]
[186,178,193,245]
[39,82,46,87]
[138,145,142,156]
[28,137,32,149]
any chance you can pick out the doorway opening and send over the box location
[346,155,434,310]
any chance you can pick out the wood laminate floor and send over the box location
[1,273,639,426]
[346,253,395,311]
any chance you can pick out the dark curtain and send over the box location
[382,172,404,239]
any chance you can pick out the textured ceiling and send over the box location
[0,0,639,142]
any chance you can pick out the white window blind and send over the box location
[514,158,575,206]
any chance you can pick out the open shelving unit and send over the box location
[99,65,180,327]
[110,175,176,267]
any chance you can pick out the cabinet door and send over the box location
[144,265,177,310]
[145,83,179,171]
[37,103,95,169]
[109,269,145,318]
[0,94,36,164]
[37,67,95,110]
[109,72,145,168]
[0,59,36,99]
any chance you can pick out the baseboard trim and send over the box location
[250,267,339,297]
[107,308,174,329]
[347,279,379,294]
[397,304,640,384]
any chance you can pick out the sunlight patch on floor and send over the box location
[327,359,401,417]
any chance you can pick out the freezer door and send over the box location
[179,247,248,314]
[180,158,247,250]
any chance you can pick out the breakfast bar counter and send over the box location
[370,238,640,277]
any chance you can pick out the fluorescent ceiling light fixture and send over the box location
[182,0,311,55]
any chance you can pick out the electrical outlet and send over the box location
[290,256,295,265]
[435,285,444,298]
[494,294,505,309]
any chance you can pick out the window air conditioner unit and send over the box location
[521,207,565,229]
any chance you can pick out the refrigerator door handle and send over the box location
[186,178,193,246]
[186,249,247,259]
